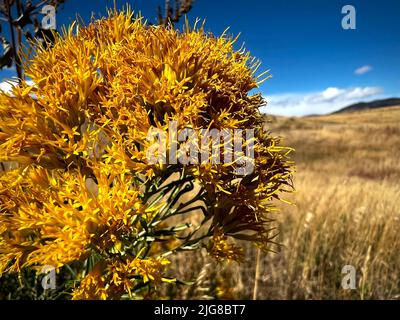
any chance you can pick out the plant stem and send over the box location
[253,248,261,300]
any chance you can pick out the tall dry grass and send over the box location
[168,106,400,300]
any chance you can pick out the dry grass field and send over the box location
[169,106,400,300]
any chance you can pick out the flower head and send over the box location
[0,7,293,299]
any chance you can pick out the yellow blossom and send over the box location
[0,7,293,299]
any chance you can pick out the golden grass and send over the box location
[169,106,400,300]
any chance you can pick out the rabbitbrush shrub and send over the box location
[0,8,293,299]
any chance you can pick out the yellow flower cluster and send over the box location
[71,256,172,300]
[71,269,108,300]
[0,7,293,299]
[0,165,155,272]
[208,228,244,263]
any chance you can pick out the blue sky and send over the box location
[1,0,399,115]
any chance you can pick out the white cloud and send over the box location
[0,79,34,94]
[261,86,384,116]
[354,65,373,75]
[0,80,18,93]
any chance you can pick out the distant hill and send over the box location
[332,98,400,114]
